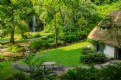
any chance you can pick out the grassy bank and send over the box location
[0,61,17,80]
[34,42,90,66]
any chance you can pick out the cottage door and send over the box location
[118,49,121,59]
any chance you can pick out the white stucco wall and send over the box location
[104,45,115,58]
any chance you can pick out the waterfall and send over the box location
[32,15,36,32]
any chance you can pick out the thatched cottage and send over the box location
[88,11,121,59]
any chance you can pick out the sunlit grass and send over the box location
[35,42,90,66]
[0,31,53,43]
[14,34,22,40]
[61,42,89,51]
[0,38,10,43]
[30,31,53,36]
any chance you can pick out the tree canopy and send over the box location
[0,0,120,43]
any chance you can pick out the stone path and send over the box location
[52,60,120,73]
[94,60,121,69]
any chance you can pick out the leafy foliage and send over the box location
[81,52,107,64]
[0,0,33,42]
[98,62,121,80]
[34,0,99,43]
[1,0,121,44]
[29,39,65,51]
[60,66,99,80]
[60,62,121,80]
[8,44,24,53]
[32,33,41,38]
[91,0,120,5]
[81,47,94,55]
[29,39,53,51]
[11,54,57,80]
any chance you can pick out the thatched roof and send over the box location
[88,11,121,48]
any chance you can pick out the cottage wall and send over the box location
[104,45,115,58]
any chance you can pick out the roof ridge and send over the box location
[114,12,121,22]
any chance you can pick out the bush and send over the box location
[60,66,99,80]
[29,40,51,51]
[60,62,121,80]
[98,62,121,80]
[81,52,106,64]
[81,47,94,55]
[45,38,54,43]
[8,44,24,53]
[22,33,32,39]
[33,33,41,38]
[7,73,29,80]
[57,40,65,46]
[29,40,43,51]
[61,32,81,43]
[63,34,77,43]
[29,38,65,51]
[11,54,57,80]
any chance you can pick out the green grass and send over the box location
[34,42,90,66]
[30,31,53,36]
[0,61,16,80]
[0,32,53,44]
[0,38,10,43]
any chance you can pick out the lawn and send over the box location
[0,38,10,43]
[0,61,17,80]
[0,31,52,43]
[0,41,90,79]
[34,42,90,66]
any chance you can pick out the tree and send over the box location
[33,0,97,43]
[0,0,33,43]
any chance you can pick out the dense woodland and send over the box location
[0,0,121,44]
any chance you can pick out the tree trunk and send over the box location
[10,8,15,43]
[54,13,57,46]
[10,27,15,43]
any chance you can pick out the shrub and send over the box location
[29,38,65,51]
[98,62,121,80]
[66,34,76,42]
[61,32,81,43]
[7,73,29,80]
[45,38,54,43]
[61,34,77,43]
[108,57,115,60]
[81,52,106,64]
[60,62,121,80]
[29,40,43,51]
[11,54,57,80]
[60,66,99,80]
[57,40,65,46]
[29,40,51,51]
[8,44,24,53]
[81,47,94,55]
[42,41,50,48]
[23,33,32,39]
[33,33,41,38]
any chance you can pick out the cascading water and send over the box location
[32,15,36,32]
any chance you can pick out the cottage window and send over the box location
[95,43,105,53]
[100,27,107,31]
